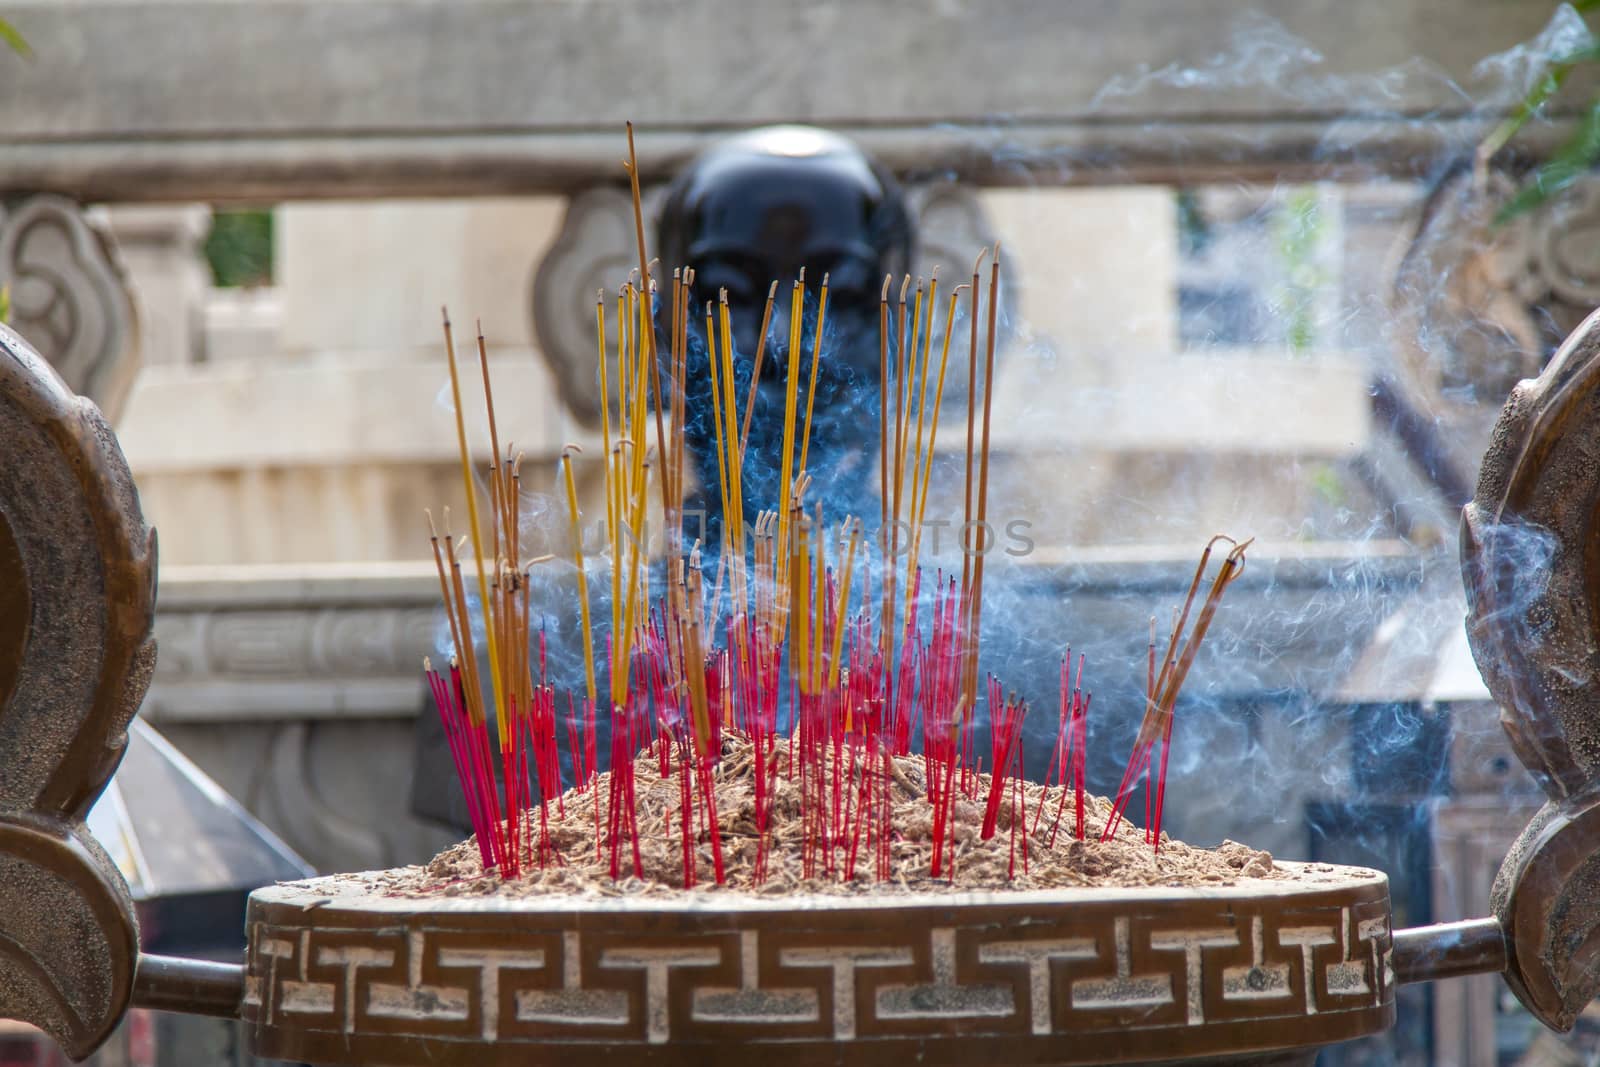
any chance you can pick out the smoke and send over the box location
[417,14,1585,948]
[673,282,884,552]
[936,10,1589,876]
[1092,13,1366,107]
[1473,5,1595,105]
[1091,7,1591,118]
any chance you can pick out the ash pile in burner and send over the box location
[397,735,1278,898]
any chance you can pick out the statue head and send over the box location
[657,126,913,532]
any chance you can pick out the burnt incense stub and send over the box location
[244,864,1392,1067]
[0,324,154,1058]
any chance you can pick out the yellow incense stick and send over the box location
[441,310,507,741]
[704,301,735,542]
[596,293,615,545]
[560,446,599,706]
[739,281,780,456]
[718,293,745,551]
[828,519,861,690]
[903,288,961,608]
[796,273,830,477]
[774,277,805,595]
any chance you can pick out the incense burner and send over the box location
[241,865,1391,1067]
[14,302,1600,1065]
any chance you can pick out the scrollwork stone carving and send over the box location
[531,188,657,424]
[1387,167,1600,493]
[0,195,139,421]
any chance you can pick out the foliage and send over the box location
[1491,0,1600,219]
[1272,187,1327,354]
[0,17,28,57]
[1175,189,1211,256]
[203,210,275,288]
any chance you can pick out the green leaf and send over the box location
[1481,43,1600,163]
[203,210,275,288]
[0,17,30,57]
[0,285,10,326]
[1499,103,1600,221]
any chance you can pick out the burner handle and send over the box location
[1462,305,1600,1030]
[0,324,154,1058]
[1391,917,1506,986]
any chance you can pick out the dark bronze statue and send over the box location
[657,125,913,536]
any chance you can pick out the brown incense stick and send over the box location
[739,280,780,457]
[965,247,1001,713]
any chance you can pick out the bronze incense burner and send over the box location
[2,301,1599,1063]
[240,866,1393,1067]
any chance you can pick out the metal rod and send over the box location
[132,954,245,1019]
[1392,917,1507,986]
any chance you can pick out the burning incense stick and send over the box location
[1102,535,1252,849]
[420,127,1252,888]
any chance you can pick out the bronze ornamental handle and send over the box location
[1453,305,1600,1030]
[0,324,155,1058]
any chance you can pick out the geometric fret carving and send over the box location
[875,928,1013,1022]
[599,946,720,1044]
[777,942,913,1039]
[978,935,1097,1035]
[518,933,628,1029]
[368,934,470,1024]
[434,945,544,1041]
[1071,917,1175,1013]
[316,944,395,1034]
[1278,924,1339,1016]
[692,932,818,1026]
[1149,926,1241,1024]
[245,868,1396,1066]
[1222,917,1293,1002]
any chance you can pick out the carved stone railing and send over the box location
[2,0,1582,471]
[0,0,1589,202]
[139,564,455,875]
